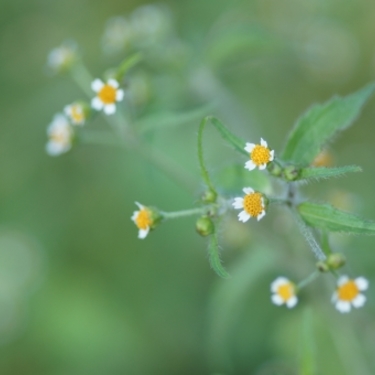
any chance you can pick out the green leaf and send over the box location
[300,308,316,375]
[208,117,247,156]
[298,165,362,182]
[208,233,230,279]
[298,202,375,235]
[281,82,375,165]
[137,103,216,133]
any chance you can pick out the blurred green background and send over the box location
[1,0,375,374]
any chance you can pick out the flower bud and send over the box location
[282,165,301,181]
[267,161,283,177]
[316,261,329,273]
[196,216,215,237]
[326,253,346,270]
[201,189,217,203]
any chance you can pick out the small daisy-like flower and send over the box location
[271,277,298,308]
[131,202,153,239]
[232,187,266,222]
[64,102,86,125]
[244,138,274,171]
[47,41,77,73]
[91,79,124,115]
[332,276,368,313]
[46,114,74,156]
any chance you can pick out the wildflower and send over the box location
[271,277,298,308]
[131,202,162,239]
[102,16,133,54]
[47,41,77,73]
[46,114,73,156]
[332,276,368,313]
[244,138,274,171]
[232,187,266,222]
[91,78,124,115]
[64,102,87,125]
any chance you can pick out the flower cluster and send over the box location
[270,275,369,313]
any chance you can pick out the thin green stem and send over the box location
[198,117,218,197]
[70,61,93,96]
[320,230,332,256]
[161,206,211,220]
[297,271,319,290]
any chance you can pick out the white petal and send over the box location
[335,301,351,313]
[131,211,139,222]
[91,97,103,110]
[244,143,255,153]
[238,211,250,223]
[135,202,144,209]
[258,163,267,170]
[244,160,256,171]
[107,78,119,89]
[64,105,71,116]
[104,104,116,115]
[257,210,266,221]
[337,275,350,286]
[352,294,366,308]
[355,277,369,291]
[260,138,268,147]
[232,197,244,209]
[91,79,104,92]
[331,292,338,303]
[271,277,289,292]
[269,150,275,161]
[243,187,254,194]
[286,296,298,308]
[116,89,124,101]
[138,227,149,239]
[271,294,284,306]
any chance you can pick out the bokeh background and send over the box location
[1,0,375,374]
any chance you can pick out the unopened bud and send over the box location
[283,165,301,181]
[326,253,346,270]
[316,261,329,273]
[267,161,283,177]
[196,216,215,237]
[201,189,217,203]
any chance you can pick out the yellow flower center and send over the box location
[135,208,152,230]
[277,283,294,301]
[243,192,263,217]
[51,131,68,144]
[337,280,359,301]
[98,85,117,104]
[71,105,84,123]
[251,145,271,166]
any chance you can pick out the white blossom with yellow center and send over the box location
[232,187,266,222]
[47,41,77,73]
[64,103,86,125]
[91,79,124,115]
[332,275,368,313]
[131,202,153,239]
[46,114,73,156]
[271,277,298,308]
[244,138,274,171]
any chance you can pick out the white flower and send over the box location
[332,276,369,313]
[271,277,298,308]
[244,138,274,171]
[131,202,153,239]
[64,103,86,125]
[47,41,77,73]
[46,114,73,156]
[232,187,266,222]
[91,79,124,115]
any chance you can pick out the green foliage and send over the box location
[281,83,375,166]
[298,202,375,235]
[298,165,362,182]
[208,233,230,279]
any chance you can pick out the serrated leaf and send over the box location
[281,83,375,165]
[209,117,247,156]
[298,165,362,182]
[208,233,230,279]
[298,202,375,235]
[137,103,216,133]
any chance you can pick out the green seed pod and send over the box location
[196,216,215,237]
[283,165,301,181]
[326,253,346,270]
